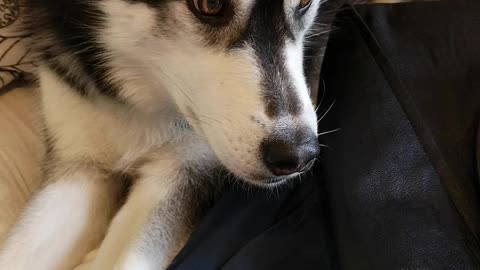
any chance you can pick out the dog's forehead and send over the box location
[232,0,307,47]
[235,0,318,36]
[237,0,301,8]
[236,0,304,20]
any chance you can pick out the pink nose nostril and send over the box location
[262,137,320,176]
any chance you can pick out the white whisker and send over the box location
[317,99,336,124]
[317,128,341,137]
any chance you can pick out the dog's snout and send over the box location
[262,136,320,176]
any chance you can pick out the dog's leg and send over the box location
[91,154,198,270]
[0,167,123,270]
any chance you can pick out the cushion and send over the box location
[0,0,35,91]
[0,87,45,242]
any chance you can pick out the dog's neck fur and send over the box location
[39,64,214,173]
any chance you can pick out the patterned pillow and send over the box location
[0,0,35,90]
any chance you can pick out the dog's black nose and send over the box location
[262,136,320,176]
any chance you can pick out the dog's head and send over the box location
[30,0,324,186]
[102,0,322,186]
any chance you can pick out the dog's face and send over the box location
[99,0,321,186]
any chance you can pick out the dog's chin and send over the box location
[233,171,300,189]
[241,177,291,188]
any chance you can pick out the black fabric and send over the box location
[319,1,480,269]
[477,122,480,186]
[168,174,334,270]
[355,1,480,238]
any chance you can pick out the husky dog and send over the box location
[0,0,326,269]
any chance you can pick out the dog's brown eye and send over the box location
[299,0,312,11]
[195,0,224,16]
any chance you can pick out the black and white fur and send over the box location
[0,0,331,269]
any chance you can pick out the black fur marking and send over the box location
[233,0,302,118]
[23,0,123,100]
[44,56,89,96]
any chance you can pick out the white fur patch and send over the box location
[284,40,318,132]
[0,172,120,270]
[99,0,271,179]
